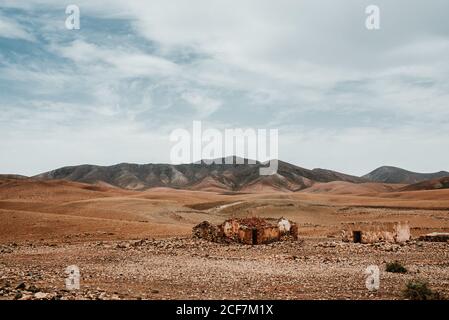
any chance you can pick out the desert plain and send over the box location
[1,177,449,300]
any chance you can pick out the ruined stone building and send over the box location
[193,217,298,245]
[341,221,410,244]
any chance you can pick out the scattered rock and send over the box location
[15,282,26,290]
[34,292,49,299]
[27,285,40,293]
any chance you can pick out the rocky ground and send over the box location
[1,237,449,300]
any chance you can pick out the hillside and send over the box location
[399,176,449,192]
[362,166,449,184]
[34,158,365,192]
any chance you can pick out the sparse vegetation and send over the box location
[402,279,441,300]
[385,261,407,273]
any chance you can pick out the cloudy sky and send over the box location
[1,0,449,176]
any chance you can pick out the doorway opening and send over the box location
[353,231,362,243]
[252,229,258,245]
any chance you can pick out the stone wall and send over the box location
[237,227,253,245]
[223,220,242,240]
[341,221,410,243]
[255,226,280,244]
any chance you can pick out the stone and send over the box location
[15,282,26,290]
[27,285,40,293]
[34,292,49,299]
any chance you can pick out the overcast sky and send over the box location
[1,0,449,176]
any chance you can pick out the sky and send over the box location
[1,0,449,176]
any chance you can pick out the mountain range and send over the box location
[29,157,449,192]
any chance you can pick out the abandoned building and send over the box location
[341,221,410,244]
[193,217,298,245]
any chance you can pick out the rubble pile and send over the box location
[192,221,226,243]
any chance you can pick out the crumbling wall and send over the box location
[342,221,410,244]
[237,227,253,245]
[394,222,411,242]
[278,218,291,233]
[288,223,299,240]
[223,220,242,239]
[278,218,298,240]
[255,226,280,244]
[363,230,395,243]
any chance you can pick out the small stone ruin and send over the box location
[193,217,298,245]
[341,221,410,244]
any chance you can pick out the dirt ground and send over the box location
[1,179,449,300]
[1,238,449,300]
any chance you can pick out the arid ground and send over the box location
[1,178,449,300]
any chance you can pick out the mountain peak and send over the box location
[363,166,449,184]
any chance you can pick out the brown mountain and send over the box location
[34,157,365,192]
[362,166,449,184]
[399,176,449,192]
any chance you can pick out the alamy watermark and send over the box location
[365,5,380,30]
[169,121,278,176]
[65,265,81,290]
[65,5,80,30]
[365,265,380,291]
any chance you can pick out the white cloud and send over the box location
[54,39,178,77]
[2,0,449,175]
[0,122,170,176]
[280,126,449,176]
[0,14,35,41]
[181,92,222,117]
